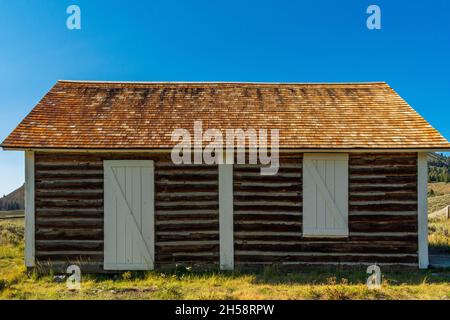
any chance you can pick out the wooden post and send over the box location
[25,151,35,267]
[219,164,234,270]
[417,153,429,269]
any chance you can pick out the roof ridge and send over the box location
[57,80,388,85]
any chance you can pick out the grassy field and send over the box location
[0,210,24,219]
[428,182,450,214]
[429,218,450,253]
[428,182,450,197]
[1,218,450,300]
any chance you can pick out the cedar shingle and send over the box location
[2,81,449,149]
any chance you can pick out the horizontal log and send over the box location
[156,164,217,170]
[35,163,103,170]
[234,200,301,207]
[349,203,417,211]
[35,218,103,228]
[350,220,417,233]
[350,200,417,205]
[36,207,103,214]
[349,215,417,223]
[36,192,103,200]
[36,173,103,180]
[234,205,301,213]
[36,210,102,219]
[156,219,218,225]
[156,176,219,183]
[235,242,417,254]
[156,232,219,242]
[234,171,301,178]
[36,228,103,240]
[349,211,417,216]
[36,240,103,251]
[234,232,418,243]
[234,194,301,202]
[156,170,217,176]
[234,182,301,187]
[155,204,218,211]
[234,222,301,233]
[156,240,219,246]
[349,176,417,184]
[36,181,103,190]
[156,200,218,207]
[234,163,301,169]
[234,175,301,183]
[156,222,219,232]
[234,214,301,222]
[35,200,103,209]
[156,209,218,215]
[234,185,301,192]
[349,185,416,192]
[349,167,417,175]
[157,214,219,221]
[234,252,418,263]
[156,184,218,193]
[36,178,103,184]
[350,194,416,201]
[234,191,301,197]
[156,193,217,201]
[36,188,103,195]
[156,180,218,185]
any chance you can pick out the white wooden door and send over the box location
[104,160,155,270]
[303,154,349,237]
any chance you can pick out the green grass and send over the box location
[0,219,450,300]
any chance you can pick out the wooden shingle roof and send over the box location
[2,80,450,150]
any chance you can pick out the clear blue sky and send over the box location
[0,0,449,195]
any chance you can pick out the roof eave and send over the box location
[3,146,450,153]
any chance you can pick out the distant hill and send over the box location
[0,184,24,211]
[428,153,450,183]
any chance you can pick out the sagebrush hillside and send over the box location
[429,153,450,183]
[0,184,24,211]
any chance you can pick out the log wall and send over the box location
[33,151,418,271]
[234,152,418,267]
[34,152,219,270]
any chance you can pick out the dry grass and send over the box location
[429,218,450,253]
[0,219,449,300]
[0,219,24,246]
[428,182,450,214]
[428,182,450,196]
[0,210,24,219]
[428,194,450,214]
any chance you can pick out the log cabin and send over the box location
[2,80,450,272]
